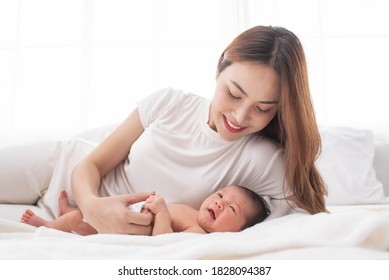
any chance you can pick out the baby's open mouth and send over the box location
[208,209,216,220]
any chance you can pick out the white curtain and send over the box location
[1,0,388,136]
[242,0,389,136]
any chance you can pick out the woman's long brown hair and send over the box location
[217,26,327,214]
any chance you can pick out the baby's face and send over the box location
[197,185,253,233]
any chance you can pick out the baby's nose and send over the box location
[215,200,224,209]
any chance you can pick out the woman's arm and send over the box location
[71,108,153,234]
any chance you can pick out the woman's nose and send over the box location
[233,106,250,124]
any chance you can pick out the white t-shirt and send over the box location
[102,88,295,217]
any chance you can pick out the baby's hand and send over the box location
[144,195,169,215]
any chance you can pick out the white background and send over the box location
[1,0,388,138]
[2,260,389,279]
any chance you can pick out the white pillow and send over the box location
[316,126,389,205]
[74,123,116,143]
[0,140,62,204]
[374,141,389,196]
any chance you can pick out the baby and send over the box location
[21,185,270,235]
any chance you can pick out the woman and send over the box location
[70,25,327,234]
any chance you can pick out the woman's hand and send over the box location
[81,192,154,235]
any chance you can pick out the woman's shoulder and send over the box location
[245,133,283,157]
[137,88,206,127]
[138,87,205,113]
[237,134,286,175]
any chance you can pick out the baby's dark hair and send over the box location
[237,186,271,230]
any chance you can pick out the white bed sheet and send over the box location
[1,204,388,260]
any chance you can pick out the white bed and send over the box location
[1,125,389,260]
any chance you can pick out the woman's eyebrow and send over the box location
[229,79,278,104]
[230,79,248,96]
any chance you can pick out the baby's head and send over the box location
[197,185,270,233]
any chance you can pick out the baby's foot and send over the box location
[58,189,73,216]
[20,209,47,227]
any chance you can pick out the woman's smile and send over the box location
[223,115,247,133]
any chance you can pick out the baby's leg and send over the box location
[20,209,48,227]
[62,210,98,236]
[58,189,76,216]
[20,190,78,228]
[21,209,97,236]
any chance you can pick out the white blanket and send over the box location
[1,208,389,259]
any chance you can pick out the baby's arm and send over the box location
[144,195,173,235]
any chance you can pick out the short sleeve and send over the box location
[137,88,183,129]
[260,149,292,198]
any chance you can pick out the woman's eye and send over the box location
[227,88,240,100]
[256,106,270,113]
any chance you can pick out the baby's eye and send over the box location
[217,193,223,198]
[229,206,236,213]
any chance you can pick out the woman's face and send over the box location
[209,62,281,142]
